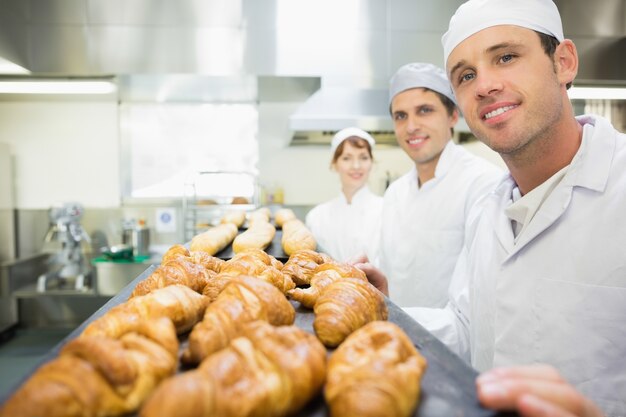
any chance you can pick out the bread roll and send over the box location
[281,219,316,256]
[274,208,296,228]
[232,222,276,253]
[247,207,271,226]
[220,211,246,228]
[190,223,238,256]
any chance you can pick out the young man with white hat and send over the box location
[373,62,502,309]
[305,127,383,262]
[361,0,626,415]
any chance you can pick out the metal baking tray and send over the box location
[0,265,514,417]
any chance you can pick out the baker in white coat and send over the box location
[305,127,383,262]
[359,0,626,416]
[379,62,502,308]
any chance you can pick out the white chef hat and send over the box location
[389,62,457,107]
[331,127,376,154]
[442,0,564,66]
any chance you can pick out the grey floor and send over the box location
[0,327,72,401]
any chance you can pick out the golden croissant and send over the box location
[325,321,427,417]
[282,249,333,286]
[0,316,179,417]
[141,321,327,417]
[190,223,238,256]
[288,261,366,308]
[206,249,295,297]
[281,219,317,256]
[130,256,216,298]
[162,244,225,273]
[313,277,388,347]
[182,275,296,365]
[84,284,209,336]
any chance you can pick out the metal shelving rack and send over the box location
[182,171,259,241]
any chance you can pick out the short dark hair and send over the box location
[432,90,457,136]
[536,31,572,89]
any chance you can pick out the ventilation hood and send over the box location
[288,87,398,146]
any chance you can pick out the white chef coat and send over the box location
[379,141,503,308]
[409,115,626,417]
[305,185,383,262]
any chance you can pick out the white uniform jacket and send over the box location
[410,115,626,416]
[380,141,502,308]
[305,185,383,262]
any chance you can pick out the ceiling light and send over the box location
[568,86,626,100]
[0,80,117,95]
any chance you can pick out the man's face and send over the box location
[446,25,564,158]
[390,88,458,168]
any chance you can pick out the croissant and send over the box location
[282,249,333,286]
[182,275,296,364]
[232,221,276,253]
[141,321,327,417]
[325,321,427,417]
[190,223,238,256]
[130,257,216,298]
[161,245,225,272]
[313,277,388,347]
[84,284,209,336]
[220,210,246,228]
[288,261,366,308]
[274,208,296,228]
[281,219,317,256]
[0,316,178,417]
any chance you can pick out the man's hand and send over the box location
[347,254,389,296]
[477,365,604,417]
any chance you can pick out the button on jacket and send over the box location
[380,141,502,308]
[410,115,626,417]
[306,185,383,262]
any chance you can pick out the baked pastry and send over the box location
[220,210,246,228]
[287,261,366,308]
[140,321,327,417]
[274,208,296,228]
[281,219,316,256]
[83,285,209,336]
[247,207,272,226]
[182,275,296,364]
[282,249,333,286]
[232,221,276,254]
[130,257,216,298]
[325,321,427,417]
[190,223,238,256]
[313,277,388,347]
[0,316,178,417]
[161,244,225,272]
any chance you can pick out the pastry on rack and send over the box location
[281,219,317,256]
[281,249,333,286]
[84,284,209,336]
[130,257,216,298]
[313,277,388,347]
[140,321,327,417]
[287,261,366,308]
[182,275,296,365]
[274,207,296,228]
[325,321,427,417]
[220,210,246,228]
[190,223,238,256]
[247,207,272,226]
[162,244,225,273]
[232,221,275,253]
[201,249,294,302]
[0,316,179,417]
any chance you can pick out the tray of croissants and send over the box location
[0,208,504,417]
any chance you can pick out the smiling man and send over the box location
[375,62,502,309]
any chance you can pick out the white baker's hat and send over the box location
[389,62,457,107]
[330,127,376,154]
[442,0,564,66]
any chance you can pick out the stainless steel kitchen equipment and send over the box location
[37,203,92,292]
[122,219,151,257]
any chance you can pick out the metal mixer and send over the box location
[37,202,92,292]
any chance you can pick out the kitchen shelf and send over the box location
[182,171,259,241]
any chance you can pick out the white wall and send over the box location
[0,100,120,208]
